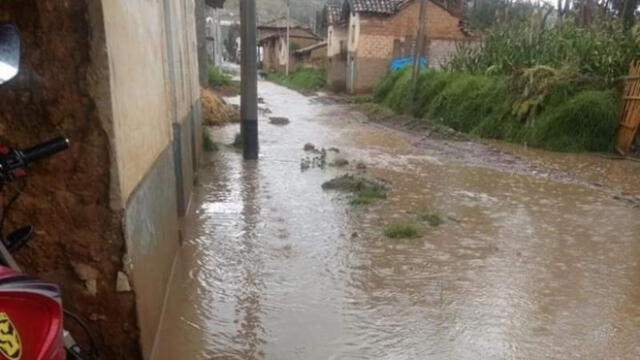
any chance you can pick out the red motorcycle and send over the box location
[0,23,96,360]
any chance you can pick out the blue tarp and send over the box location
[390,56,428,71]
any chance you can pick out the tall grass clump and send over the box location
[374,67,619,152]
[370,15,632,153]
[267,68,326,92]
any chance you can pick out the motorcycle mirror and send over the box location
[0,23,21,85]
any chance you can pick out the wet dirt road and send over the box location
[152,81,640,360]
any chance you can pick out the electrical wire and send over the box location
[0,180,25,247]
[63,309,99,360]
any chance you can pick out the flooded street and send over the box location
[152,81,640,360]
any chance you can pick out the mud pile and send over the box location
[202,88,239,126]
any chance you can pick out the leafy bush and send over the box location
[267,68,326,92]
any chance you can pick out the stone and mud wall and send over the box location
[0,1,203,359]
[0,1,140,359]
[327,25,348,91]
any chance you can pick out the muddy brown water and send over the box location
[151,81,640,360]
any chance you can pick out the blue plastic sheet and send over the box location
[390,56,428,71]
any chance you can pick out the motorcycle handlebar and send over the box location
[21,137,69,165]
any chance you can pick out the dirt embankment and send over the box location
[202,87,239,126]
[0,1,140,359]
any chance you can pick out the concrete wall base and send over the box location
[124,146,180,358]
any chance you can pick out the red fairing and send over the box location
[0,267,64,360]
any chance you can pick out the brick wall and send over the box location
[429,38,461,68]
[349,0,469,92]
[359,0,465,42]
[358,34,395,58]
[354,57,389,93]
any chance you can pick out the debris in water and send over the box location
[328,147,340,153]
[304,143,318,152]
[259,106,272,114]
[269,116,290,126]
[301,158,310,171]
[232,132,243,149]
[356,162,367,171]
[301,149,327,171]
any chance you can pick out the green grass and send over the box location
[322,174,387,206]
[266,68,326,92]
[203,131,218,152]
[383,224,420,239]
[208,66,233,87]
[374,68,620,153]
[418,211,445,227]
[353,95,374,104]
[350,187,387,206]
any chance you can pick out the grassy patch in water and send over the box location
[384,224,420,239]
[417,211,445,227]
[266,68,326,92]
[203,131,218,152]
[350,187,387,205]
[322,174,387,206]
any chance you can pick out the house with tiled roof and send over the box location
[258,18,323,72]
[325,0,476,93]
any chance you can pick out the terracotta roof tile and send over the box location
[350,0,405,14]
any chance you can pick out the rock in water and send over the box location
[303,143,318,152]
[269,117,290,126]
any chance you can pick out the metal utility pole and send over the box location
[240,0,259,160]
[411,0,428,95]
[285,0,291,76]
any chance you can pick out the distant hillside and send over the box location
[223,0,329,25]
